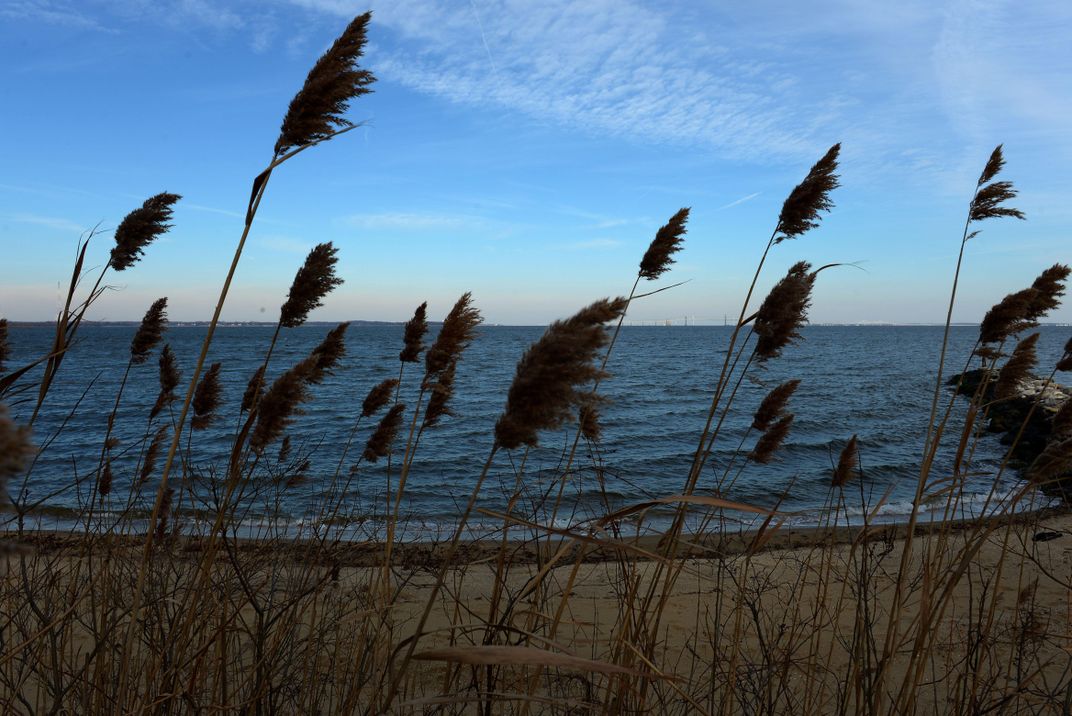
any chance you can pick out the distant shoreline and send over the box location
[7,320,1071,328]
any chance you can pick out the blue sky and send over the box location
[1,0,1070,325]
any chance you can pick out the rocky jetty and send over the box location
[949,370,1071,500]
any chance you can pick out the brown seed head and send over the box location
[423,360,456,428]
[241,366,267,414]
[191,362,223,430]
[154,487,174,542]
[362,378,399,418]
[275,12,376,155]
[978,145,1006,186]
[280,243,344,328]
[110,193,181,271]
[363,403,405,462]
[639,207,689,280]
[250,360,313,454]
[832,435,859,488]
[749,414,794,464]
[98,459,113,497]
[425,292,482,377]
[752,379,801,431]
[776,144,840,242]
[494,297,628,450]
[995,333,1039,401]
[0,405,34,503]
[278,435,292,464]
[140,426,168,485]
[130,298,168,365]
[150,345,180,419]
[754,262,815,360]
[1026,264,1071,321]
[579,402,602,443]
[400,301,429,363]
[306,322,349,384]
[979,288,1039,344]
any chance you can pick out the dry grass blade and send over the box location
[639,207,689,280]
[412,645,649,677]
[776,143,840,242]
[110,193,181,271]
[279,243,343,328]
[600,493,773,525]
[494,297,627,450]
[275,12,375,154]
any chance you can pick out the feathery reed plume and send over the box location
[425,292,482,377]
[832,434,859,487]
[753,262,815,360]
[0,319,9,373]
[154,487,174,542]
[978,288,1038,345]
[150,345,180,419]
[0,405,33,503]
[1028,433,1072,487]
[130,298,168,365]
[191,362,223,430]
[639,208,689,280]
[250,363,310,454]
[749,414,794,464]
[362,378,399,418]
[278,435,292,464]
[275,12,375,155]
[400,301,429,363]
[969,146,1025,223]
[279,243,344,328]
[1026,263,1071,320]
[995,333,1039,401]
[249,325,347,453]
[978,144,1006,186]
[286,459,311,489]
[494,297,628,450]
[241,366,266,414]
[776,143,840,242]
[110,193,181,271]
[140,426,168,485]
[579,402,602,442]
[98,459,113,497]
[422,360,457,428]
[752,379,801,431]
[1058,337,1072,372]
[306,322,349,383]
[363,403,405,462]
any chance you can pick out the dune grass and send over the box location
[2,10,1072,715]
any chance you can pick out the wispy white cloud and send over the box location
[338,212,481,230]
[566,238,621,250]
[5,213,88,234]
[718,192,760,210]
[1,0,113,31]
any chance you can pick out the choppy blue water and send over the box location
[3,323,1069,537]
